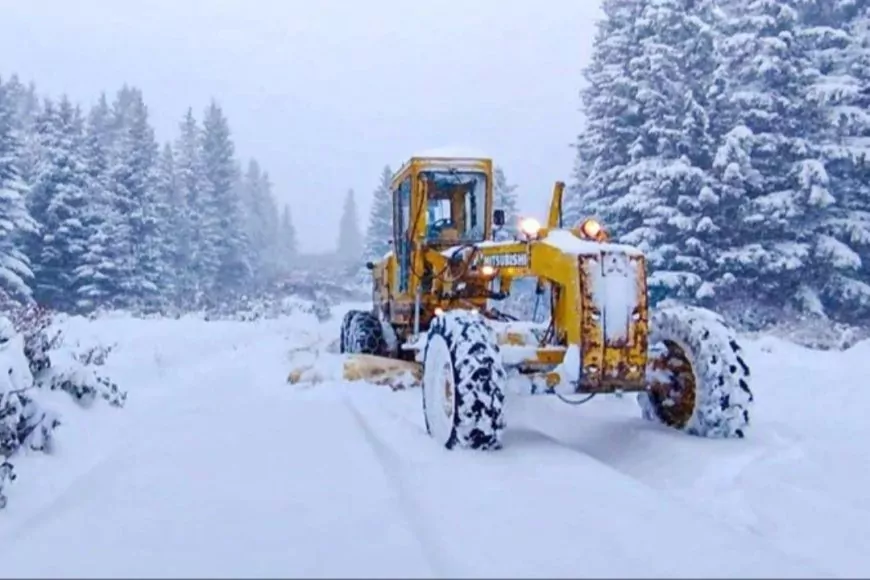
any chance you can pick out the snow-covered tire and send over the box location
[422,310,506,450]
[339,310,359,353]
[639,305,753,438]
[344,311,388,356]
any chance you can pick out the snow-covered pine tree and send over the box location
[571,0,646,234]
[154,143,183,304]
[259,170,281,283]
[337,188,363,266]
[796,0,870,322]
[201,100,250,299]
[241,159,281,287]
[279,204,298,272]
[363,165,393,261]
[627,0,720,303]
[240,159,261,283]
[712,1,843,319]
[493,165,519,240]
[2,75,39,131]
[26,96,90,310]
[563,151,592,229]
[174,108,214,307]
[108,87,166,310]
[2,75,40,188]
[74,93,122,311]
[0,78,37,302]
[574,0,720,303]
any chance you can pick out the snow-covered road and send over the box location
[0,306,865,577]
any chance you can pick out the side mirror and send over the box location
[493,209,505,227]
[365,261,375,270]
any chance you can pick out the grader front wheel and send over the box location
[422,310,506,450]
[640,305,754,438]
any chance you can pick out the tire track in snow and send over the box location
[343,394,450,578]
[0,442,133,546]
[0,330,285,548]
[514,426,832,575]
[340,391,829,578]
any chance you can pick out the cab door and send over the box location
[393,177,412,294]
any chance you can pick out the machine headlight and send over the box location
[519,217,542,240]
[579,218,607,241]
[480,265,496,277]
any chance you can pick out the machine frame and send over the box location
[367,154,650,397]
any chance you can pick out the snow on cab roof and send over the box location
[411,145,490,159]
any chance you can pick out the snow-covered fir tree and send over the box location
[796,0,870,321]
[241,159,281,287]
[201,100,250,297]
[337,188,363,265]
[571,0,647,236]
[174,107,214,306]
[0,73,288,315]
[154,143,182,303]
[279,204,298,269]
[563,152,592,228]
[621,0,720,303]
[257,169,281,282]
[570,0,870,325]
[26,96,91,310]
[363,165,393,261]
[712,1,851,318]
[108,86,166,310]
[2,76,40,190]
[74,93,121,310]
[574,0,720,303]
[493,165,519,240]
[0,78,37,302]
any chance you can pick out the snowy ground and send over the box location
[0,303,867,578]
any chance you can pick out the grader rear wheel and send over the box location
[341,310,388,356]
[640,305,753,439]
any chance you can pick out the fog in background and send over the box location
[0,0,601,252]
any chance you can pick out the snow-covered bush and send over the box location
[0,302,125,509]
[196,286,339,323]
[0,315,61,509]
[14,304,126,408]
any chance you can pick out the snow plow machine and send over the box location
[289,153,754,450]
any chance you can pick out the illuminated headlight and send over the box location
[579,218,606,240]
[519,217,542,240]
[480,265,496,277]
[434,307,445,316]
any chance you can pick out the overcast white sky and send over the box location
[1,0,602,253]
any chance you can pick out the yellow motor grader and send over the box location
[316,154,753,450]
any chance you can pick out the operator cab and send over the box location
[423,169,487,244]
[390,155,494,293]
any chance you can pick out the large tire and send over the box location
[339,310,359,354]
[639,305,753,438]
[422,310,506,450]
[344,310,388,356]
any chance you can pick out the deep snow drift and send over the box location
[0,304,867,578]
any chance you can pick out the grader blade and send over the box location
[343,354,422,389]
[287,352,421,390]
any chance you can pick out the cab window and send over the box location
[422,170,487,243]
